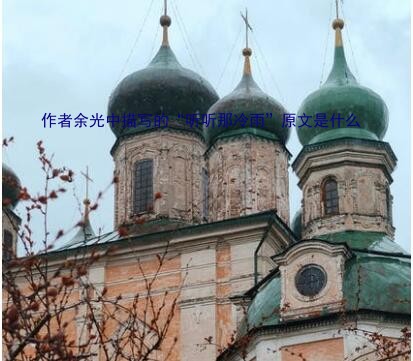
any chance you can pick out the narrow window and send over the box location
[134,159,153,214]
[3,230,13,262]
[202,168,209,221]
[386,187,392,224]
[323,178,339,215]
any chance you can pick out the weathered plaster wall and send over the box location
[112,131,206,227]
[208,136,289,224]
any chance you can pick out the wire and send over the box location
[147,9,161,63]
[216,24,243,93]
[254,50,268,94]
[115,0,156,85]
[171,0,205,76]
[230,54,243,90]
[341,5,360,80]
[251,31,284,103]
[320,0,334,86]
[174,0,205,74]
[170,1,197,71]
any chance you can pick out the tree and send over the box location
[3,139,182,361]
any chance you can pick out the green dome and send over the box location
[242,234,410,334]
[297,21,388,146]
[206,52,290,146]
[2,164,21,209]
[291,210,302,239]
[108,45,218,139]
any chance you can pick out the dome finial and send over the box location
[241,8,253,75]
[80,166,93,224]
[67,166,95,244]
[160,0,171,46]
[296,0,388,146]
[332,0,345,47]
[325,0,355,85]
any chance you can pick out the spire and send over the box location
[149,0,179,68]
[333,0,344,49]
[241,8,253,75]
[80,166,93,224]
[69,167,95,245]
[325,0,357,86]
[160,0,171,46]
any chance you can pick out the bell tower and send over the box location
[108,2,218,228]
[293,10,396,239]
[206,10,291,224]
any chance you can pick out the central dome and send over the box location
[206,49,290,146]
[108,17,218,139]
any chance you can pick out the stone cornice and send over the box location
[271,239,352,265]
[293,138,397,186]
[110,127,206,156]
[293,138,397,166]
[25,211,295,268]
[205,132,292,159]
[217,310,410,360]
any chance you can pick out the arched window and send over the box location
[323,178,339,215]
[386,187,393,224]
[134,159,153,214]
[3,230,13,262]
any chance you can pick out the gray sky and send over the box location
[3,0,410,251]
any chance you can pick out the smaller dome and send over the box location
[291,210,302,239]
[3,164,21,209]
[297,19,388,146]
[206,49,290,146]
[241,237,410,335]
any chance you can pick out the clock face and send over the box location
[295,264,327,297]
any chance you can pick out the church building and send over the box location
[3,3,410,361]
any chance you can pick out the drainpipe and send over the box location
[254,218,275,285]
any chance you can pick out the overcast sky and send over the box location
[3,0,410,251]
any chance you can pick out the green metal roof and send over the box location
[55,209,296,255]
[65,218,96,246]
[316,231,409,256]
[243,276,282,331]
[296,29,388,146]
[343,253,410,314]
[243,233,410,333]
[243,274,281,329]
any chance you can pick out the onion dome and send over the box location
[67,201,95,246]
[206,46,290,146]
[2,163,21,209]
[108,12,218,139]
[291,210,302,239]
[297,18,388,146]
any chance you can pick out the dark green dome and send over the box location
[108,45,218,139]
[297,20,388,146]
[2,163,21,209]
[206,52,290,146]
[291,210,302,239]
